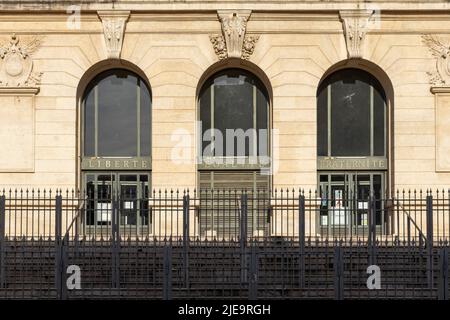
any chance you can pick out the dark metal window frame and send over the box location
[82,171,151,234]
[318,171,386,236]
[81,68,152,169]
[317,68,388,171]
[198,68,271,170]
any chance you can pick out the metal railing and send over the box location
[1,188,449,243]
[0,188,449,299]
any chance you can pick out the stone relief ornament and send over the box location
[0,33,43,87]
[219,10,250,58]
[339,10,374,59]
[98,11,130,59]
[210,10,258,60]
[422,34,450,86]
[209,34,227,60]
[242,35,260,60]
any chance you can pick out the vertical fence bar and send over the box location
[334,245,344,300]
[163,243,172,300]
[298,194,305,289]
[438,247,448,300]
[368,196,377,266]
[61,235,69,300]
[407,217,411,247]
[426,194,434,289]
[249,243,258,300]
[240,193,248,283]
[55,194,63,299]
[111,193,120,289]
[183,194,190,288]
[0,195,5,289]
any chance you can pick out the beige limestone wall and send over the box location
[0,9,450,193]
[0,90,36,173]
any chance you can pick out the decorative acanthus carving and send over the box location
[219,10,250,58]
[98,10,130,59]
[0,34,43,87]
[209,35,227,60]
[210,10,258,60]
[242,35,260,60]
[422,34,450,86]
[339,10,374,59]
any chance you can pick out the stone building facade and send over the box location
[1,0,450,197]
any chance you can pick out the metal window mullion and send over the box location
[94,85,98,157]
[327,85,331,157]
[211,85,215,155]
[327,174,331,234]
[267,97,270,161]
[384,100,387,158]
[81,96,85,158]
[370,86,374,156]
[94,174,98,230]
[137,80,141,157]
[253,85,257,158]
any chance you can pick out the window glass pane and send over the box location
[317,84,328,156]
[200,86,211,155]
[373,86,386,156]
[140,80,152,156]
[84,90,95,156]
[331,72,371,156]
[318,69,387,158]
[356,175,370,199]
[97,174,114,200]
[214,74,253,157]
[199,69,269,159]
[120,175,138,182]
[256,88,268,156]
[83,69,152,159]
[86,175,95,225]
[97,72,138,157]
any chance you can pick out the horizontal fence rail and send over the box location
[0,188,449,299]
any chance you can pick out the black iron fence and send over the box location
[0,188,449,299]
[0,188,449,242]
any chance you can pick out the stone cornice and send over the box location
[3,1,450,12]
[431,87,450,94]
[0,87,39,95]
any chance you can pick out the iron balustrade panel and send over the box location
[0,238,56,299]
[0,239,447,300]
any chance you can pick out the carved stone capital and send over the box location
[98,10,130,59]
[422,34,450,86]
[210,10,258,60]
[339,10,374,59]
[0,34,43,88]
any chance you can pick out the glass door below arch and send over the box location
[318,172,386,237]
[83,172,150,237]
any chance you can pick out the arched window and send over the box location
[199,69,269,160]
[83,69,151,158]
[81,69,152,234]
[317,68,386,158]
[197,68,271,239]
[316,68,389,236]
